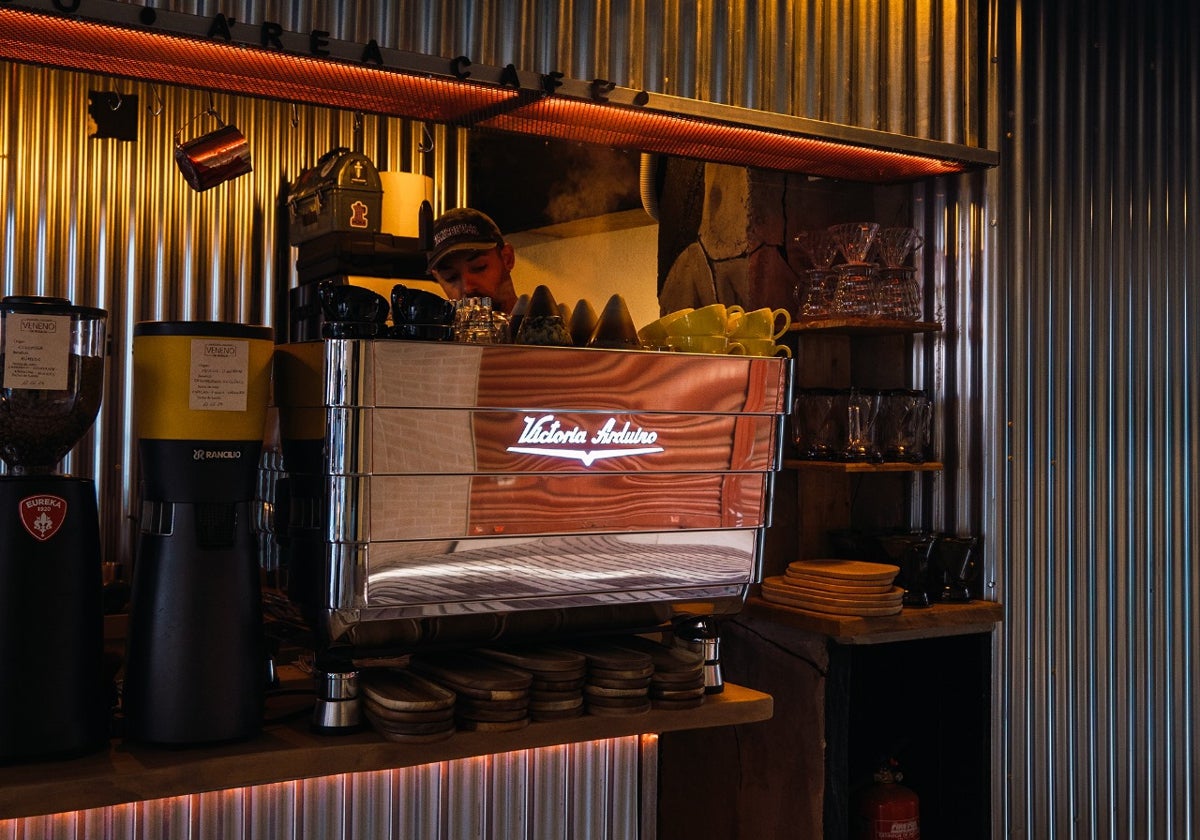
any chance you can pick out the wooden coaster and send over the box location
[360,669,456,712]
[456,695,530,713]
[786,559,900,583]
[584,683,650,699]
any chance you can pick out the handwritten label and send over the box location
[3,314,71,390]
[189,338,249,412]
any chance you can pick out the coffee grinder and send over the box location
[0,296,110,761]
[123,321,273,745]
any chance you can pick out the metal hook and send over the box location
[352,110,365,153]
[418,122,434,154]
[148,85,163,117]
[108,89,122,111]
[290,103,300,129]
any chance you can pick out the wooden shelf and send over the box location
[789,318,942,336]
[782,459,943,472]
[0,678,772,820]
[746,596,1002,645]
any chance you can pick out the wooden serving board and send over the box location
[360,669,457,712]
[786,559,900,583]
[409,653,533,700]
[764,577,904,607]
[476,645,588,674]
[761,580,902,616]
[783,571,896,594]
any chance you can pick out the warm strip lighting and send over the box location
[0,5,521,122]
[481,96,969,182]
[0,4,996,181]
[2,736,652,833]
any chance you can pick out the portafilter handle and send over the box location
[675,616,724,694]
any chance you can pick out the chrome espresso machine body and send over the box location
[273,339,791,719]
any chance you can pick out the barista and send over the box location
[427,207,520,314]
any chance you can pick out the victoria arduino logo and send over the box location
[507,414,664,466]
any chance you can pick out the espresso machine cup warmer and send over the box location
[0,295,111,762]
[123,321,274,746]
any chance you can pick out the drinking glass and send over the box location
[877,389,932,462]
[842,388,882,461]
[453,296,509,344]
[791,388,841,460]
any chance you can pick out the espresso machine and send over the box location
[123,321,274,745]
[0,295,110,762]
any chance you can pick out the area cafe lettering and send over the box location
[31,1,651,107]
[507,414,664,467]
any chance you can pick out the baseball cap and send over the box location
[427,207,505,271]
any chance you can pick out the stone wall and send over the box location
[655,159,908,317]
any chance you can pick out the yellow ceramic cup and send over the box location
[739,338,792,358]
[728,307,792,340]
[668,334,742,354]
[666,303,745,337]
[638,307,693,346]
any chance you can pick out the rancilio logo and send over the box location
[507,414,664,466]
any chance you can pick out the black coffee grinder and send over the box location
[0,295,110,762]
[123,321,274,745]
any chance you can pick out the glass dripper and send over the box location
[828,221,881,265]
[877,226,924,268]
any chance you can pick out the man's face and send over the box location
[431,244,518,312]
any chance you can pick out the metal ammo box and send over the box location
[287,148,383,245]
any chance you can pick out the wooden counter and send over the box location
[747,596,1003,644]
[0,681,772,820]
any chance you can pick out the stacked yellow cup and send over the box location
[660,304,747,354]
[726,307,792,357]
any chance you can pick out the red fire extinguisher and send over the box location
[854,757,920,840]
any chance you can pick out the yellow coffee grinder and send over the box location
[124,321,273,745]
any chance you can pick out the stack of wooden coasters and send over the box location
[565,641,654,717]
[760,559,903,617]
[615,635,707,710]
[410,652,533,733]
[476,645,588,722]
[359,668,457,743]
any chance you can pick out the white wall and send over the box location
[506,211,661,334]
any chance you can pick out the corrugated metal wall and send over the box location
[995,0,1200,835]
[0,1,990,837]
